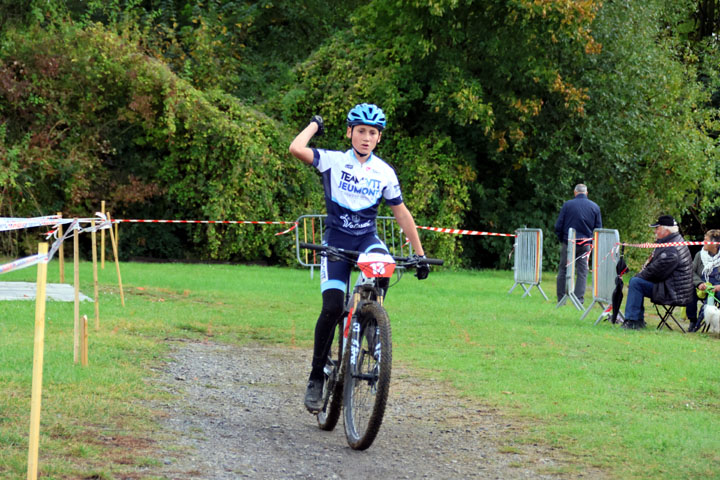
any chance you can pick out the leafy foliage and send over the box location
[72,0,362,106]
[0,21,320,261]
[285,0,601,266]
[285,0,720,268]
[537,0,720,268]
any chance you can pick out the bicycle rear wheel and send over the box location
[317,318,345,431]
[343,301,392,450]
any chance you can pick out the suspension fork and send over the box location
[343,291,360,352]
[343,277,385,351]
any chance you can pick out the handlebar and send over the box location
[299,242,444,266]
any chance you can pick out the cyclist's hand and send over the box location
[310,115,325,136]
[414,255,430,280]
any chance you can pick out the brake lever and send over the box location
[324,246,343,263]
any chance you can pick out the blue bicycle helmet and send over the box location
[346,103,386,130]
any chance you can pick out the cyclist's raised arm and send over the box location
[289,116,324,165]
[390,203,424,257]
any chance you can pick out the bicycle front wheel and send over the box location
[343,301,392,450]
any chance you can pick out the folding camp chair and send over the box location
[653,303,686,333]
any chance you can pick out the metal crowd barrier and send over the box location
[556,227,584,310]
[583,229,623,323]
[508,228,548,300]
[295,214,326,270]
[295,215,413,272]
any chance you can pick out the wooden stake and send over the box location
[81,315,88,367]
[90,220,100,330]
[57,212,64,283]
[106,212,125,307]
[101,200,106,270]
[27,243,48,480]
[114,221,119,256]
[73,224,80,364]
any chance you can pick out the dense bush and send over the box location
[0,22,321,262]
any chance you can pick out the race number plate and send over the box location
[357,252,396,278]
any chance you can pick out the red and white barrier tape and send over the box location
[0,214,113,238]
[566,247,593,268]
[0,253,48,274]
[0,218,81,275]
[43,214,112,239]
[275,223,298,235]
[3,213,297,240]
[622,240,720,248]
[0,215,66,232]
[114,218,295,226]
[418,226,516,237]
[114,218,298,236]
[571,239,719,267]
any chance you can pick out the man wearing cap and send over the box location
[555,184,603,305]
[622,215,693,329]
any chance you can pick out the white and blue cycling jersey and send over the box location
[312,148,403,236]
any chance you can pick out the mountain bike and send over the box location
[299,242,443,450]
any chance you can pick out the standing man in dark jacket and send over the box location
[555,184,603,305]
[622,215,693,330]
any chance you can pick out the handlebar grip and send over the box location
[423,258,444,266]
[299,242,323,251]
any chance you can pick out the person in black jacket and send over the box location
[555,184,602,304]
[622,215,693,330]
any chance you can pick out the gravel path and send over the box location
[147,340,601,479]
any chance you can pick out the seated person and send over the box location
[622,215,693,330]
[687,229,720,332]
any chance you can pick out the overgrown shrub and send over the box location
[0,22,321,262]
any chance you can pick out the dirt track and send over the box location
[146,341,603,479]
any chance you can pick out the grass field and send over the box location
[0,258,719,479]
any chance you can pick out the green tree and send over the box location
[70,0,363,105]
[0,21,321,261]
[284,0,720,267]
[284,0,604,266]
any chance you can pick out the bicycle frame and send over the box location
[341,252,396,359]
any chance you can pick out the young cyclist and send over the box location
[289,103,429,413]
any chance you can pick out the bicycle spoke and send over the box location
[343,302,391,450]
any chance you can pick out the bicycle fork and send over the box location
[342,291,360,356]
[344,298,383,391]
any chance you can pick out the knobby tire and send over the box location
[343,301,392,450]
[317,319,344,431]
